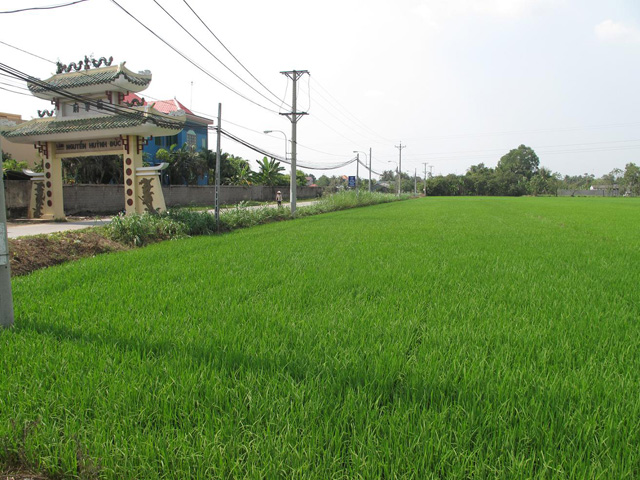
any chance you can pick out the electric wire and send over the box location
[0,85,35,98]
[0,41,345,161]
[310,76,394,143]
[219,127,358,171]
[0,0,89,14]
[109,0,281,115]
[181,0,291,110]
[357,158,383,176]
[0,62,193,130]
[0,40,56,64]
[151,0,285,111]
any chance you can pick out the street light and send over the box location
[264,130,292,213]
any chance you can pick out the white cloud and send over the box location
[595,19,640,44]
[413,0,561,26]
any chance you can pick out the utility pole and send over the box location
[414,168,417,195]
[423,162,428,195]
[215,103,221,230]
[369,147,372,192]
[0,136,14,328]
[395,142,406,196]
[280,70,309,216]
[356,153,359,195]
[429,165,433,178]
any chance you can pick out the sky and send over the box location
[1,0,639,180]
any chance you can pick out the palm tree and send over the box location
[255,157,285,186]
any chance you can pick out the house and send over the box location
[0,112,40,167]
[122,94,213,164]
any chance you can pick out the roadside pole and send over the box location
[215,103,221,231]
[369,147,372,192]
[0,137,14,328]
[355,153,359,196]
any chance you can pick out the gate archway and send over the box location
[1,57,185,219]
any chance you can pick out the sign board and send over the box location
[348,176,356,187]
[55,137,123,155]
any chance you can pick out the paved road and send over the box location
[6,201,318,239]
[6,217,112,239]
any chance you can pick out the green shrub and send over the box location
[105,212,188,246]
[104,193,407,247]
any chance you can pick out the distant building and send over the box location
[0,112,40,167]
[122,94,213,164]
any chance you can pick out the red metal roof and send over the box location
[121,94,212,125]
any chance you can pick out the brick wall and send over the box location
[3,181,325,217]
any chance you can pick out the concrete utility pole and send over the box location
[355,153,359,195]
[369,147,372,192]
[423,162,428,195]
[0,137,14,328]
[280,70,309,216]
[395,142,406,196]
[215,103,221,230]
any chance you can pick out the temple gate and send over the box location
[1,56,185,219]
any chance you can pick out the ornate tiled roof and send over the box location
[1,113,181,139]
[28,63,151,96]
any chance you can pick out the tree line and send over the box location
[3,143,640,195]
[380,145,640,196]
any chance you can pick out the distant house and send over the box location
[122,94,213,164]
[0,112,40,167]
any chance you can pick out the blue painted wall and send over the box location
[144,125,209,165]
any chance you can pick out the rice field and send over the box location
[1,196,639,479]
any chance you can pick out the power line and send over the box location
[0,85,35,98]
[109,0,281,115]
[0,42,349,161]
[0,40,56,64]
[181,0,291,110]
[0,0,89,14]
[0,62,189,130]
[311,76,394,143]
[151,0,285,111]
[219,127,357,171]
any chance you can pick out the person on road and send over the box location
[276,190,282,207]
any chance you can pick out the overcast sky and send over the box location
[1,0,639,179]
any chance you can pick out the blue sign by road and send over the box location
[348,176,356,187]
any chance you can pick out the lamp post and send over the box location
[353,150,368,195]
[263,130,291,211]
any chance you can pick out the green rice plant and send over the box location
[3,197,640,479]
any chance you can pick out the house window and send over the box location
[155,136,162,146]
[186,130,197,149]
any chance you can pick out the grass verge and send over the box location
[8,191,407,275]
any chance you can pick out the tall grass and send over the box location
[2,197,639,478]
[105,192,404,246]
